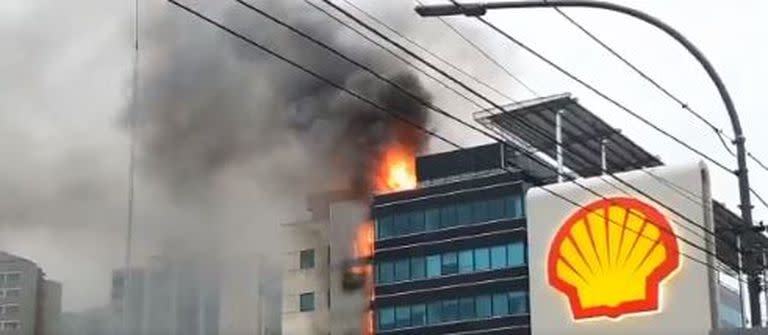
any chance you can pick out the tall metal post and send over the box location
[415,0,759,325]
[556,110,564,182]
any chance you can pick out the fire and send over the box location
[351,222,375,335]
[375,144,417,193]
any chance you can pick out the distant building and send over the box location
[281,191,369,335]
[111,255,219,335]
[218,253,282,335]
[0,251,61,335]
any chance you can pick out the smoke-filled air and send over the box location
[0,0,503,334]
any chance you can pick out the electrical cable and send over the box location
[167,0,744,279]
[466,16,734,175]
[336,0,519,103]
[318,0,745,261]
[550,5,768,177]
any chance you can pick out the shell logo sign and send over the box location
[547,197,680,320]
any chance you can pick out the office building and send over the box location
[281,191,369,335]
[370,94,763,334]
[0,251,61,335]
[111,254,219,335]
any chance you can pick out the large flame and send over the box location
[375,144,417,193]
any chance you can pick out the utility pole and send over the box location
[415,0,760,326]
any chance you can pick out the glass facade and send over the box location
[375,195,524,240]
[376,242,526,284]
[377,291,528,331]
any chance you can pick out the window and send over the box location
[378,262,394,284]
[409,211,425,233]
[378,307,395,330]
[442,299,458,322]
[394,259,410,282]
[457,203,473,225]
[508,292,527,314]
[1,304,19,316]
[491,245,507,270]
[327,290,331,308]
[507,243,525,266]
[377,291,525,330]
[504,196,520,218]
[472,200,489,222]
[458,250,474,273]
[425,209,440,231]
[459,297,476,320]
[393,214,410,236]
[440,206,457,228]
[441,252,458,275]
[487,198,505,220]
[1,321,20,331]
[1,273,21,289]
[427,302,441,324]
[299,292,315,312]
[476,295,492,318]
[377,216,392,239]
[412,304,426,326]
[492,293,509,316]
[376,243,523,284]
[395,305,411,328]
[4,289,19,299]
[410,257,425,280]
[475,248,490,271]
[300,249,315,270]
[426,255,441,278]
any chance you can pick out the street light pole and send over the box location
[415,0,759,327]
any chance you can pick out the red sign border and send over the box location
[547,197,681,320]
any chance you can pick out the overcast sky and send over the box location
[0,0,765,312]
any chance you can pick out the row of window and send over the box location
[0,273,21,289]
[0,304,19,316]
[376,242,526,284]
[0,321,20,331]
[375,195,524,240]
[0,289,20,299]
[377,291,528,331]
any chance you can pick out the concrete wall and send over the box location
[281,219,330,335]
[39,280,61,335]
[0,253,40,335]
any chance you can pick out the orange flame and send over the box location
[351,222,375,335]
[375,144,417,193]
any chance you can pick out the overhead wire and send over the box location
[301,0,489,110]
[336,0,518,103]
[168,0,743,280]
[550,5,768,177]
[471,14,768,215]
[317,0,745,261]
[546,5,768,215]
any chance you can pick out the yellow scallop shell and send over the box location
[548,197,680,319]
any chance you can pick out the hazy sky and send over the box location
[1,0,766,312]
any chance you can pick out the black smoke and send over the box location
[130,1,432,197]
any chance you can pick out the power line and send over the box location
[207,0,740,268]
[170,0,739,279]
[465,16,734,175]
[329,0,718,224]
[431,12,539,98]
[470,14,768,213]
[550,6,768,176]
[318,0,744,259]
[335,0,519,104]
[303,0,489,110]
[169,0,758,286]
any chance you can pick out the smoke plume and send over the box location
[133,1,432,198]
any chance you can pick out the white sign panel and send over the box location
[527,162,716,335]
